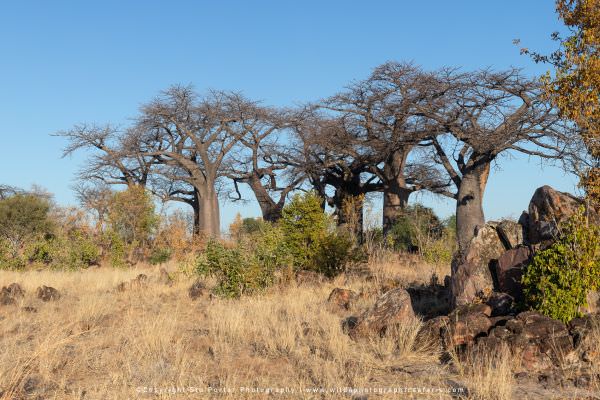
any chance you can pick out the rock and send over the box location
[582,290,600,315]
[348,288,415,339]
[0,288,16,306]
[188,279,206,300]
[406,283,451,318]
[527,185,585,245]
[341,316,359,334]
[327,288,358,310]
[130,274,148,289]
[6,283,25,298]
[117,274,148,292]
[493,246,532,301]
[0,282,25,306]
[445,304,493,346]
[485,292,514,317]
[36,286,60,302]
[416,315,449,348]
[487,311,574,371]
[496,219,525,249]
[158,268,173,286]
[450,224,506,307]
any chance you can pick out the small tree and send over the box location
[106,185,157,261]
[0,194,53,257]
[280,191,328,269]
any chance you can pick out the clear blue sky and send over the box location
[0,1,577,229]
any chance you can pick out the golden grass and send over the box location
[1,256,595,399]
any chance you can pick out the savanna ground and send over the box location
[0,254,598,400]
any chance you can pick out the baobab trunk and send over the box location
[195,184,221,238]
[456,162,490,252]
[248,177,284,222]
[382,149,412,235]
[382,186,412,235]
[335,187,364,241]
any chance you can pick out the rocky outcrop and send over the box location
[348,288,415,339]
[327,288,358,311]
[36,286,60,302]
[444,303,493,346]
[116,274,148,292]
[450,224,507,307]
[493,246,532,302]
[188,279,207,300]
[527,185,584,246]
[1,283,25,305]
[496,219,525,249]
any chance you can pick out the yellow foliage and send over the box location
[545,0,600,205]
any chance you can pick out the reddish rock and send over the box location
[486,292,514,316]
[327,288,358,310]
[6,283,25,298]
[450,225,506,307]
[417,315,450,348]
[494,246,532,301]
[36,286,60,302]
[527,185,584,245]
[348,288,415,339]
[188,279,206,300]
[445,304,493,346]
[496,220,525,249]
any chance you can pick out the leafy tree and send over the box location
[280,191,328,269]
[0,194,53,256]
[523,0,600,206]
[106,185,157,260]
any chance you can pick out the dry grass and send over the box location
[2,256,595,399]
[0,260,460,400]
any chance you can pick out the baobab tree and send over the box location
[322,62,451,234]
[224,99,304,222]
[134,86,250,237]
[291,109,381,237]
[419,68,574,251]
[57,124,155,188]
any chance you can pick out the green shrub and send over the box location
[311,231,363,278]
[196,239,275,298]
[102,229,127,268]
[280,191,328,269]
[387,204,444,252]
[522,207,600,323]
[421,230,457,266]
[0,194,53,257]
[149,248,172,265]
[26,230,100,270]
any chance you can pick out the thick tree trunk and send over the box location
[193,181,221,238]
[382,187,412,235]
[248,177,283,222]
[334,178,365,241]
[381,148,412,235]
[456,162,490,252]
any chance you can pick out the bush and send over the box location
[387,204,444,252]
[0,194,53,257]
[106,186,157,255]
[149,248,172,265]
[26,230,100,270]
[196,239,275,298]
[311,231,363,278]
[280,191,328,269]
[522,207,600,323]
